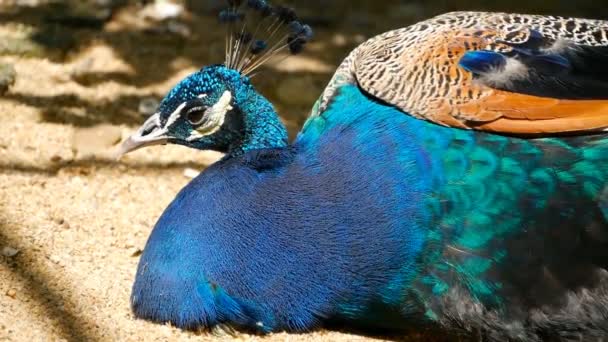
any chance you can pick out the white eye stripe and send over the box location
[165,96,207,128]
[186,130,204,141]
[197,91,232,132]
[164,102,187,128]
[163,91,232,142]
[186,106,207,114]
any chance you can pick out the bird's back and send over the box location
[301,84,608,339]
[300,14,608,336]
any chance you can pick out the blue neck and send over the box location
[230,90,289,156]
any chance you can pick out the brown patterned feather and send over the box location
[312,11,608,135]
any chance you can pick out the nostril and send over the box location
[137,114,162,138]
[141,124,156,136]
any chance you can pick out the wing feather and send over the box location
[313,12,608,135]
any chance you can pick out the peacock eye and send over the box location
[186,107,207,126]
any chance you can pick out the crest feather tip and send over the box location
[219,0,313,74]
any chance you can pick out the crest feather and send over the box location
[218,0,313,75]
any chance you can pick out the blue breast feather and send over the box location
[132,85,608,338]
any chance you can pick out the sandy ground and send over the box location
[0,2,401,341]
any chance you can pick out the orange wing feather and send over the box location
[433,34,608,134]
[472,91,608,133]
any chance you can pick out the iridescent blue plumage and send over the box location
[118,7,608,341]
[152,66,287,155]
[126,81,608,338]
[131,84,431,332]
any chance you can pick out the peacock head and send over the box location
[117,0,312,157]
[117,65,252,155]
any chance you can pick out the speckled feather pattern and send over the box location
[311,12,608,133]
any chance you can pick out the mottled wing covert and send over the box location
[315,12,608,134]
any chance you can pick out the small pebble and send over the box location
[183,168,199,179]
[5,289,16,299]
[130,248,143,257]
[0,63,16,95]
[1,246,19,257]
[167,21,191,37]
[141,1,184,21]
[123,239,135,249]
[70,57,94,79]
[49,255,61,264]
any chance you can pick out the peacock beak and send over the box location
[115,113,169,159]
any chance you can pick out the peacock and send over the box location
[117,1,608,340]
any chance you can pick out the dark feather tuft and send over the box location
[259,3,273,17]
[286,23,313,54]
[246,0,265,10]
[274,5,298,24]
[220,0,313,73]
[287,36,306,54]
[288,42,305,54]
[227,0,243,7]
[246,0,272,17]
[301,24,313,41]
[251,40,267,54]
[219,9,244,23]
[288,21,303,35]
